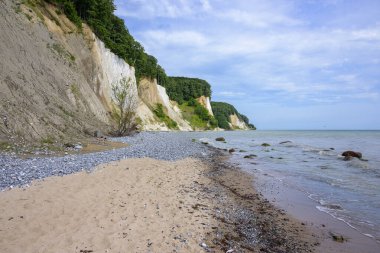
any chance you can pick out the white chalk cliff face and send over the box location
[137,79,192,131]
[229,114,249,130]
[91,36,138,111]
[197,96,214,116]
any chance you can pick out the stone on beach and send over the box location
[341,151,362,160]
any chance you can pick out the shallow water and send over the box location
[196,130,380,243]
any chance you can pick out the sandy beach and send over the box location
[0,157,217,252]
[0,149,316,252]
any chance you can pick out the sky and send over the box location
[114,0,380,130]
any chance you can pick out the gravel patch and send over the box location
[0,132,210,190]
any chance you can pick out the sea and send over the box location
[196,130,380,243]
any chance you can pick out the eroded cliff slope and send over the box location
[0,0,253,144]
[0,0,194,142]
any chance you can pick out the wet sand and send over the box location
[253,171,380,253]
[0,150,316,252]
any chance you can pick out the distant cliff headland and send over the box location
[0,0,255,145]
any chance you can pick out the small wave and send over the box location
[318,150,336,156]
[347,159,370,169]
[316,206,357,230]
[302,147,321,152]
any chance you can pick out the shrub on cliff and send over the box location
[153,104,178,130]
[111,77,138,136]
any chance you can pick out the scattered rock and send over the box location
[215,137,225,142]
[261,143,270,147]
[93,130,103,138]
[279,141,292,144]
[74,144,83,150]
[200,242,208,248]
[330,232,347,243]
[228,148,235,153]
[341,151,362,160]
[64,143,75,148]
[239,150,247,153]
[244,154,256,159]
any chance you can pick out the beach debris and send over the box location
[261,143,271,147]
[341,151,362,160]
[200,242,208,248]
[228,148,235,153]
[226,249,235,253]
[215,137,226,142]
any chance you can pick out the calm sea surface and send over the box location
[195,130,380,242]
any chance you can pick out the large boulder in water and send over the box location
[342,151,362,160]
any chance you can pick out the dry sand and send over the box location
[0,158,217,253]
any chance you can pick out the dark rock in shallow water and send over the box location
[244,154,257,159]
[279,141,292,144]
[261,143,270,147]
[323,204,343,210]
[228,148,235,153]
[329,232,347,243]
[215,137,225,142]
[342,151,362,159]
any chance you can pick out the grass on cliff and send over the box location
[153,104,178,130]
[178,100,218,130]
[178,103,209,130]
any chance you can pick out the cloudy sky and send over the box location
[114,0,380,130]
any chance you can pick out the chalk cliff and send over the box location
[0,0,253,142]
[229,114,249,130]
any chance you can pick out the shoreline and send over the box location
[0,145,316,252]
[201,148,317,252]
[249,167,380,253]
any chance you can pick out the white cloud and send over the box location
[200,0,211,11]
[115,0,210,19]
[141,30,209,47]
[220,9,301,28]
[218,91,246,97]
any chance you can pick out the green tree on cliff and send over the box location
[111,77,137,136]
